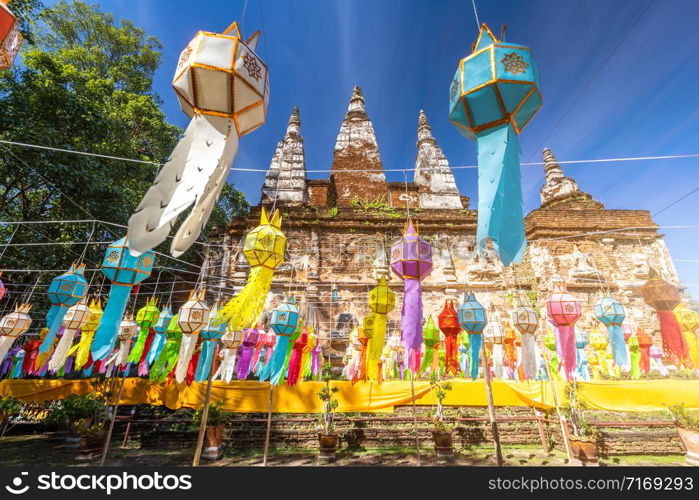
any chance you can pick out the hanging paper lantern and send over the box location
[108,316,139,371]
[287,328,308,386]
[594,293,627,369]
[627,333,641,379]
[419,315,441,376]
[512,295,538,380]
[91,237,154,360]
[65,299,103,371]
[128,22,269,257]
[214,328,245,383]
[674,304,699,369]
[635,328,653,374]
[0,1,23,70]
[216,209,285,332]
[48,300,91,373]
[254,330,276,376]
[175,290,210,383]
[150,314,183,384]
[458,292,487,379]
[588,329,608,378]
[390,217,432,374]
[458,332,470,376]
[235,328,260,381]
[546,281,581,380]
[641,270,689,366]
[258,295,300,384]
[194,306,227,382]
[503,321,518,379]
[438,299,462,376]
[366,274,395,380]
[484,309,505,378]
[449,24,541,266]
[0,273,6,302]
[0,303,32,362]
[128,298,161,369]
[39,263,88,354]
[146,306,173,368]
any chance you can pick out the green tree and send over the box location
[0,1,248,308]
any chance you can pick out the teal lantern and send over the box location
[147,306,172,366]
[195,305,228,382]
[39,263,88,354]
[449,24,542,266]
[270,295,300,337]
[458,292,487,379]
[91,237,155,360]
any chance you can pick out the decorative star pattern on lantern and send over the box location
[258,295,300,384]
[128,22,269,257]
[175,289,210,384]
[0,303,32,363]
[449,24,542,266]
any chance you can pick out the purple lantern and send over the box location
[390,217,433,373]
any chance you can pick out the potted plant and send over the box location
[429,373,454,459]
[0,396,23,436]
[562,382,599,465]
[44,394,107,456]
[666,403,699,466]
[193,402,230,460]
[316,362,340,460]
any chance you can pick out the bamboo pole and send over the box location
[409,370,421,466]
[481,340,503,466]
[542,348,573,464]
[192,359,216,466]
[99,372,127,466]
[262,384,275,466]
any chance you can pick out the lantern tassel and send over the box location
[401,278,423,374]
[520,334,537,380]
[39,306,69,354]
[605,324,628,368]
[213,348,237,383]
[215,266,273,329]
[68,330,93,371]
[150,337,181,384]
[557,326,577,380]
[657,310,690,364]
[174,333,199,383]
[127,327,151,364]
[0,336,16,364]
[476,123,525,266]
[235,342,255,381]
[259,337,292,385]
[91,285,132,361]
[286,341,305,387]
[366,313,387,381]
[444,336,459,376]
[136,329,157,376]
[194,340,216,381]
[468,333,482,380]
[146,331,167,366]
[48,329,77,373]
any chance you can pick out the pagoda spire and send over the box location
[260,106,308,206]
[539,148,602,208]
[413,110,463,209]
[330,85,387,206]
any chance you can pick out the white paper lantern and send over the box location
[0,303,32,336]
[178,290,211,334]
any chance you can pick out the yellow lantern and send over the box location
[674,304,699,369]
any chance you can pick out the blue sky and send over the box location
[47,0,699,293]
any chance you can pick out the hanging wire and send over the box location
[471,0,480,29]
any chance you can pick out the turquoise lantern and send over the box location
[594,293,627,368]
[194,306,228,382]
[39,263,88,354]
[91,237,154,360]
[458,292,487,379]
[449,24,542,266]
[259,295,300,384]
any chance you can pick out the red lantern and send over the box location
[640,269,689,365]
[438,299,461,376]
[0,1,22,70]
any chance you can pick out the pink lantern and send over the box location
[546,281,581,380]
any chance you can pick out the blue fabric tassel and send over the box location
[146,333,166,366]
[91,285,131,361]
[258,337,290,384]
[39,306,68,354]
[194,341,216,382]
[476,123,526,266]
[468,333,482,380]
[11,351,24,378]
[607,324,628,369]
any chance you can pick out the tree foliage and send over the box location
[0,1,248,306]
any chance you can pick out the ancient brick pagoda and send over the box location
[208,86,682,358]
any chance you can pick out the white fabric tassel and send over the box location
[520,334,537,380]
[0,336,16,364]
[48,329,77,373]
[214,349,237,383]
[175,333,199,383]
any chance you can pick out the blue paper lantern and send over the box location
[457,292,488,334]
[39,263,88,354]
[91,237,155,360]
[449,24,542,267]
[195,306,228,381]
[594,293,627,367]
[270,295,300,337]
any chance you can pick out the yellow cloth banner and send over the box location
[1,378,697,413]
